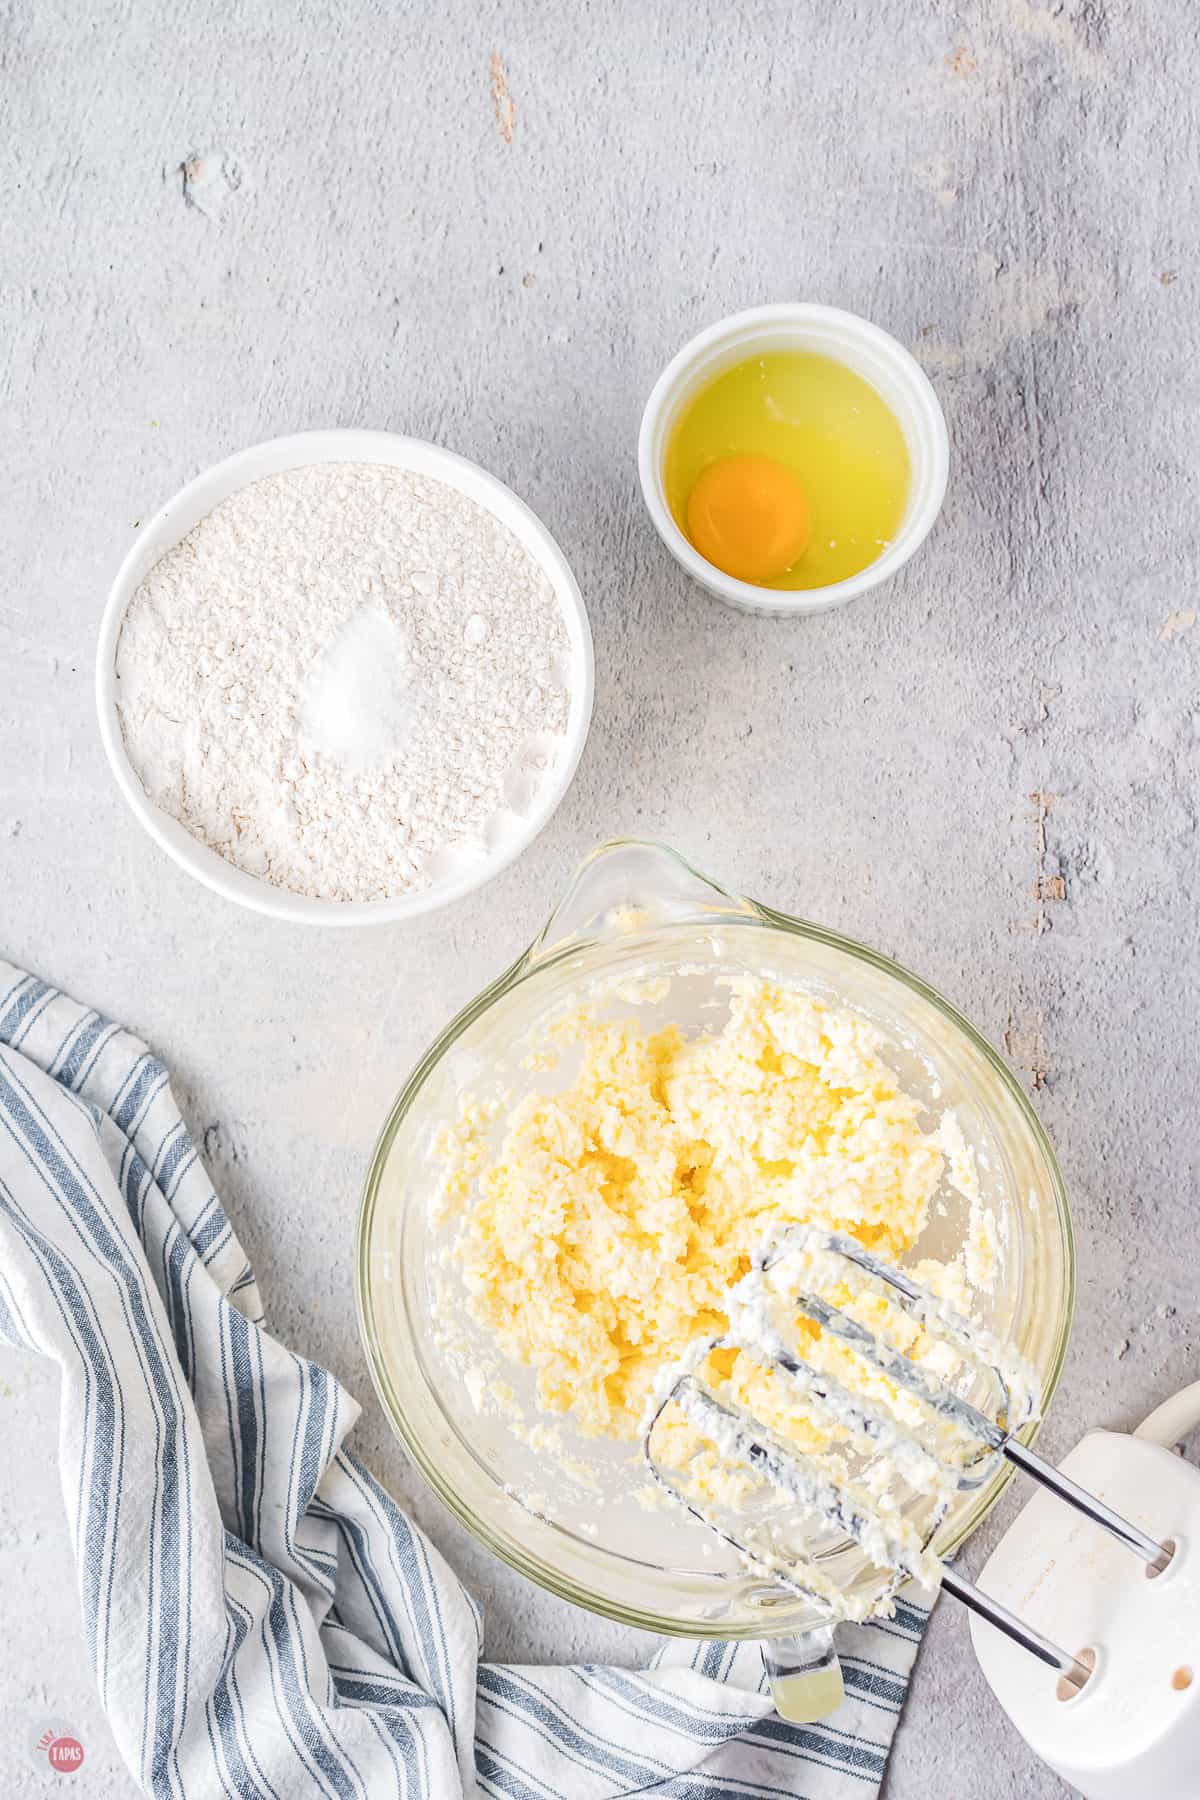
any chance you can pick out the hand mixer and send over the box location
[645,1228,1200,1798]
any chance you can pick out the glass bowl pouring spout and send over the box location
[527,837,759,965]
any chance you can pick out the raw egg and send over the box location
[665,350,911,590]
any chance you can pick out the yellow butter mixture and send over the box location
[443,980,978,1447]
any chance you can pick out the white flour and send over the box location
[115,463,572,901]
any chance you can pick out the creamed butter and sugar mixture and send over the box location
[441,980,980,1448]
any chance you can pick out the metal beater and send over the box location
[643,1228,1173,1695]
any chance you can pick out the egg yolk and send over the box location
[685,454,811,585]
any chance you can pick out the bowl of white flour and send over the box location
[96,431,593,924]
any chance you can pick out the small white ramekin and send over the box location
[638,303,949,616]
[96,430,594,927]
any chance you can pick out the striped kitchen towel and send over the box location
[0,960,927,1798]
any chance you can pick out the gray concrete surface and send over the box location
[3,0,1199,1792]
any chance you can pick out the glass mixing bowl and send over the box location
[357,841,1074,1689]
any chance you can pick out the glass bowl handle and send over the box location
[761,1628,845,1722]
[530,837,756,963]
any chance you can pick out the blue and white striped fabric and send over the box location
[0,960,928,1798]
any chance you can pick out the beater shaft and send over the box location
[942,1567,1092,1694]
[1004,1439,1172,1572]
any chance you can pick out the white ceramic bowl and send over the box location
[638,303,949,616]
[96,430,594,926]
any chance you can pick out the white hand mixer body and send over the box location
[973,1386,1200,1800]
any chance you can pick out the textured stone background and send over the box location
[2,0,1199,1792]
